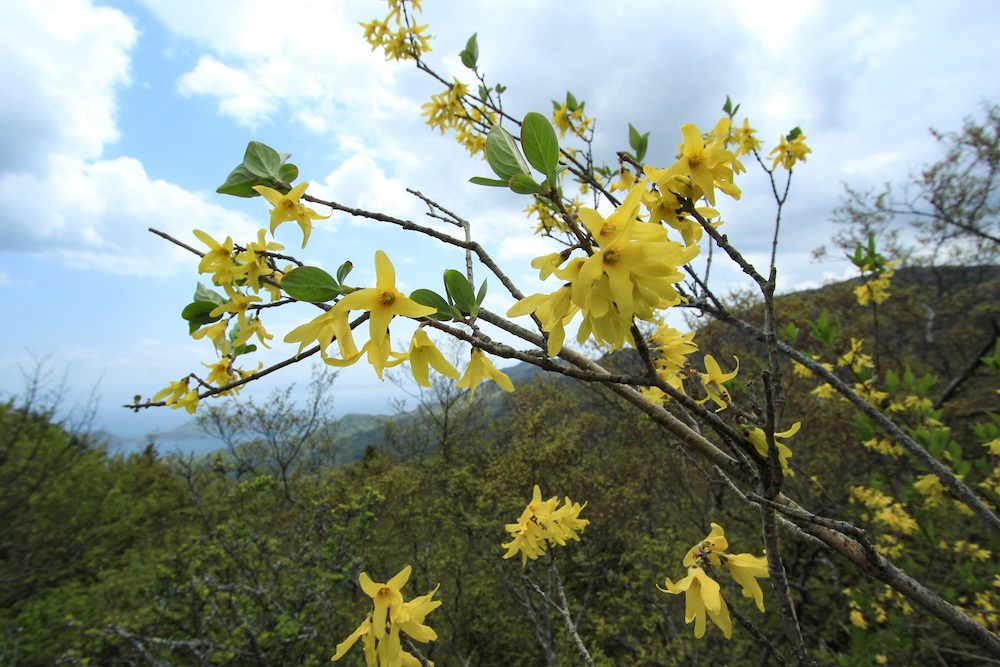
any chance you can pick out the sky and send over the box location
[2,0,999,440]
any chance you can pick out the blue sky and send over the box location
[3,0,1000,439]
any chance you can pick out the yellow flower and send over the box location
[646,121,741,206]
[210,286,262,330]
[743,421,801,476]
[731,117,761,156]
[192,229,249,285]
[698,354,739,411]
[333,251,437,351]
[507,285,578,357]
[457,348,514,395]
[202,357,235,387]
[664,523,768,637]
[502,485,589,566]
[659,566,732,639]
[683,522,729,567]
[152,379,199,414]
[252,182,330,248]
[231,317,272,349]
[333,565,440,667]
[571,186,698,329]
[191,319,229,353]
[284,307,359,361]
[649,325,698,376]
[720,552,770,612]
[236,228,284,290]
[404,328,460,387]
[768,133,812,170]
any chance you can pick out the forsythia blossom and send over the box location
[742,421,802,476]
[252,182,330,248]
[659,523,769,639]
[333,565,440,667]
[502,485,589,565]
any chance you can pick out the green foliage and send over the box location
[181,282,226,334]
[521,111,560,181]
[281,265,351,303]
[459,32,478,70]
[628,123,650,163]
[216,141,298,197]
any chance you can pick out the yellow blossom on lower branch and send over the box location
[502,485,588,566]
[660,523,769,639]
[457,348,514,395]
[152,379,200,414]
[659,566,732,639]
[333,565,441,667]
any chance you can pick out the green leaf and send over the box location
[444,269,478,316]
[281,266,342,303]
[469,176,509,187]
[629,124,650,163]
[566,91,579,111]
[485,124,532,181]
[181,301,224,334]
[786,126,803,141]
[722,95,740,118]
[216,165,267,198]
[459,32,478,69]
[508,173,546,195]
[277,162,298,185]
[336,260,353,284]
[410,289,462,321]
[194,283,227,306]
[478,84,489,101]
[629,123,641,150]
[242,141,282,179]
[778,322,799,343]
[476,279,488,307]
[520,112,559,177]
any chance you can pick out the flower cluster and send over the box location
[509,182,700,352]
[854,259,900,306]
[333,565,440,667]
[659,523,769,639]
[421,79,497,157]
[502,485,589,566]
[768,131,812,170]
[154,197,309,411]
[551,102,594,139]
[359,0,432,62]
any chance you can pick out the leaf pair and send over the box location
[217,141,300,198]
[471,112,560,194]
[411,270,487,321]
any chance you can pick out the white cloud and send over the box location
[143,0,406,137]
[0,0,269,276]
[0,155,259,275]
[0,0,135,170]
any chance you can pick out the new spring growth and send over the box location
[502,485,588,565]
[659,523,769,639]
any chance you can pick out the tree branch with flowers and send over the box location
[130,1,1000,664]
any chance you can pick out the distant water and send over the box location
[105,432,229,458]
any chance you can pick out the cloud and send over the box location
[0,155,259,275]
[145,0,407,135]
[0,0,135,171]
[0,0,267,276]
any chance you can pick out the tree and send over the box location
[197,365,340,500]
[824,102,1000,267]
[127,2,1000,665]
